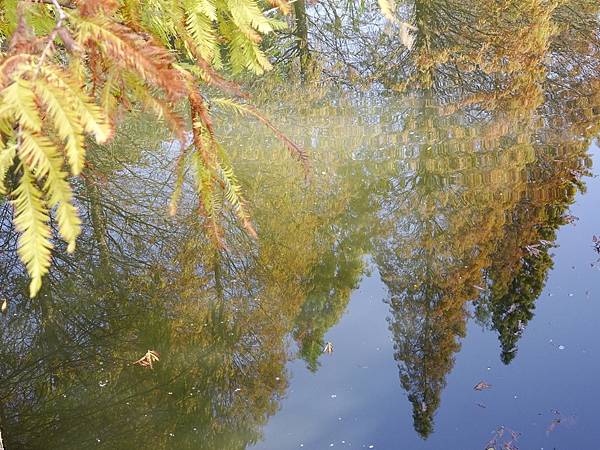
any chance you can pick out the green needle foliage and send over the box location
[0,0,306,297]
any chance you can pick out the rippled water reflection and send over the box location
[2,2,600,448]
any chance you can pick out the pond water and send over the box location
[3,11,600,449]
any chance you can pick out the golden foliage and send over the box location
[0,0,298,296]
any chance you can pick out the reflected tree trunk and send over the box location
[294,0,312,81]
[85,179,111,271]
[213,249,224,302]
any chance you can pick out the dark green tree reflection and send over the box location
[367,0,600,437]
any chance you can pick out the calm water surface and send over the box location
[253,151,600,450]
[3,18,600,449]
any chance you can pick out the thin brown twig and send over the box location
[21,0,75,8]
[34,0,68,75]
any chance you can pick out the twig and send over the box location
[21,0,75,8]
[34,0,68,74]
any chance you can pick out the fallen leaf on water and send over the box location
[524,244,541,257]
[474,381,492,391]
[563,214,578,224]
[484,426,520,450]
[593,235,600,253]
[546,409,576,435]
[547,418,561,435]
[133,350,160,369]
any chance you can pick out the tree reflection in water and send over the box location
[1,0,600,446]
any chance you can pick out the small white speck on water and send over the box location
[300,445,304,448]
[96,439,101,443]
[369,445,374,449]
[569,293,574,297]
[193,428,197,431]
[487,367,491,371]
[338,417,342,421]
[169,433,174,437]
[558,345,565,350]
[331,394,337,398]
[168,392,173,395]
[330,444,334,447]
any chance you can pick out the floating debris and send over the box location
[1,299,7,315]
[593,235,600,253]
[547,409,576,435]
[474,381,492,391]
[524,244,542,257]
[558,345,565,350]
[323,342,334,354]
[563,214,578,224]
[133,350,160,369]
[484,426,520,450]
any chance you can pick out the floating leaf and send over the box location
[474,381,492,391]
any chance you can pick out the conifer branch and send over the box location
[2,0,307,297]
